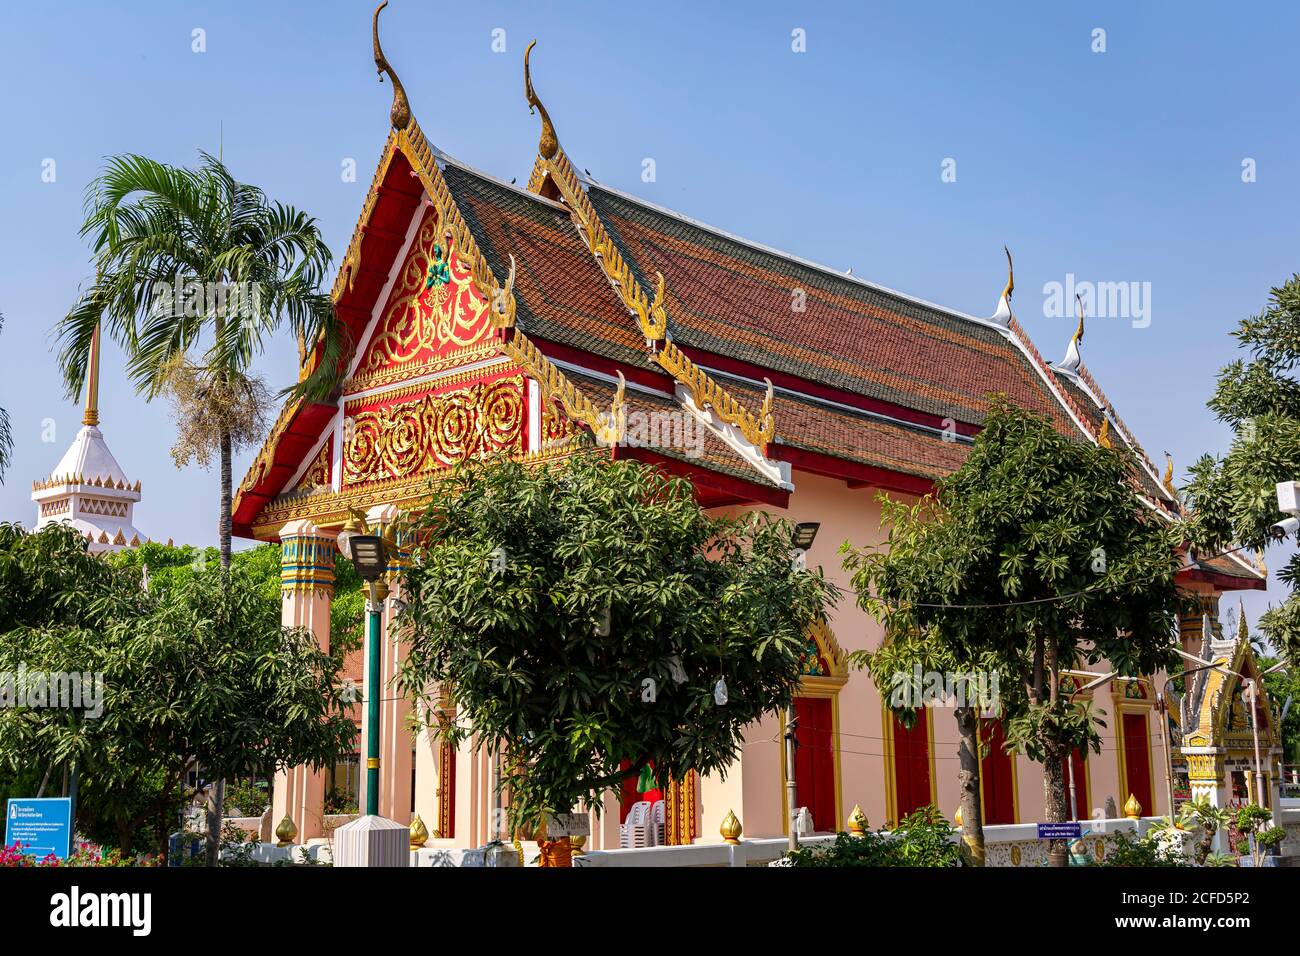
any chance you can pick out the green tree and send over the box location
[0,523,356,861]
[843,398,1182,867]
[55,151,346,572]
[108,541,364,657]
[54,150,350,860]
[1184,274,1300,661]
[397,453,835,840]
[841,522,1020,866]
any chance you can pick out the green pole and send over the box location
[366,581,382,817]
[67,759,78,850]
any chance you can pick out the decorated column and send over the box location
[355,504,416,823]
[273,519,336,841]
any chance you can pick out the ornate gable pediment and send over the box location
[342,369,527,486]
[800,617,849,683]
[346,205,502,395]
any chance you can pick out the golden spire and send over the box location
[1162,451,1177,498]
[1001,245,1014,303]
[372,2,411,131]
[524,40,559,160]
[1072,293,1086,346]
[83,322,101,427]
[1097,416,1111,449]
[1238,598,1249,642]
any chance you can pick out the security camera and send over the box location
[1271,516,1300,540]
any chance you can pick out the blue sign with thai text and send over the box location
[1036,822,1082,840]
[5,797,73,859]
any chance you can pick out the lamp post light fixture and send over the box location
[785,521,819,852]
[1273,481,1300,539]
[791,522,820,552]
[338,511,390,818]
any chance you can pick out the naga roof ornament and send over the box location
[1097,416,1112,449]
[373,2,411,131]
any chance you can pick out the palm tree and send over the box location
[0,314,11,483]
[56,151,347,569]
[55,152,348,863]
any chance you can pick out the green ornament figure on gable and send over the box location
[426,242,452,289]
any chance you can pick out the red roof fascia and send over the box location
[1175,566,1267,592]
[768,443,935,498]
[614,445,790,509]
[527,336,669,393]
[232,401,338,538]
[672,342,982,438]
[233,147,426,540]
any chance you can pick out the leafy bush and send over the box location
[224,779,270,817]
[324,786,359,816]
[1092,830,1188,867]
[783,806,963,867]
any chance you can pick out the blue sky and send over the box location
[1,1,1296,631]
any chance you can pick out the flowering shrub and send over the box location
[1,840,158,867]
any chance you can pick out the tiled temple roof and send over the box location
[439,162,651,369]
[585,184,1071,432]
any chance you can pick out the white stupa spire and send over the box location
[31,322,148,552]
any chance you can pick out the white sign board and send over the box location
[544,812,591,837]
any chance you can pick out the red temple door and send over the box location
[1122,713,1154,817]
[793,697,835,831]
[891,709,932,820]
[980,718,1015,825]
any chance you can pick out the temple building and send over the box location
[237,6,1269,848]
[1174,601,1285,814]
[32,324,148,553]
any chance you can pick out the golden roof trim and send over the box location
[342,342,503,396]
[524,117,773,450]
[397,120,517,330]
[503,331,623,445]
[534,148,667,343]
[330,130,400,306]
[658,339,775,448]
[252,436,583,537]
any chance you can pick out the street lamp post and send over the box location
[787,522,820,853]
[338,512,390,818]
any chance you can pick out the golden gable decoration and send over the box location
[357,210,494,374]
[343,374,526,484]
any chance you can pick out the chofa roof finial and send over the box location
[990,246,1014,326]
[1057,293,1086,373]
[524,40,559,160]
[373,2,411,131]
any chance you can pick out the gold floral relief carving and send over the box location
[344,375,525,484]
[293,441,331,492]
[361,213,492,373]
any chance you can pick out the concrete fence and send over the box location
[223,806,1300,868]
